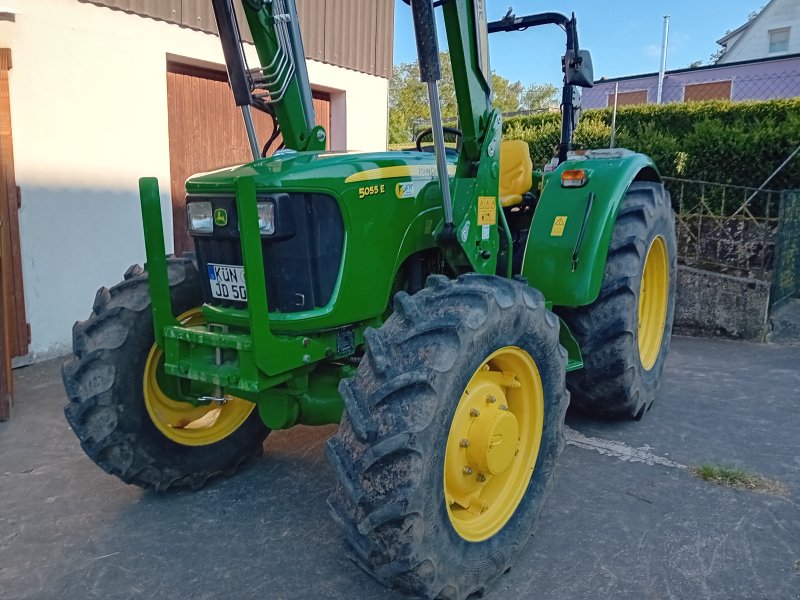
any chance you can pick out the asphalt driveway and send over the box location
[1,336,798,599]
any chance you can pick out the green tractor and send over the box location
[62,0,676,597]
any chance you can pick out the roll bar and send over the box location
[488,11,586,164]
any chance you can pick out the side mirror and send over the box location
[564,49,594,88]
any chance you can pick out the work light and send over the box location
[257,201,275,236]
[187,201,213,234]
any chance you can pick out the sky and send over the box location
[393,1,762,88]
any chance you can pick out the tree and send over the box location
[388,61,430,144]
[709,47,726,64]
[388,53,457,144]
[388,52,555,144]
[747,5,766,20]
[491,75,524,113]
[520,83,559,111]
[687,46,726,68]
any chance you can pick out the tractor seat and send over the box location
[499,140,533,208]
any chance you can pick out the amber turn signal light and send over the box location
[561,169,588,188]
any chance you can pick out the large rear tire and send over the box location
[557,181,677,419]
[62,257,268,491]
[326,274,568,599]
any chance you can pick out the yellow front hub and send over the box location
[444,346,544,542]
[638,236,669,371]
[143,309,256,446]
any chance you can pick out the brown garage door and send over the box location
[608,89,648,107]
[683,80,732,103]
[0,48,28,364]
[166,63,331,254]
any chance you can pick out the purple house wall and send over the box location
[582,53,800,109]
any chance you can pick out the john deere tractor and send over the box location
[62,0,676,597]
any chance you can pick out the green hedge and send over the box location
[502,99,800,190]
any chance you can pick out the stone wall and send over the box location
[674,266,770,341]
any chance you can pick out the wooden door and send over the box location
[0,133,12,421]
[0,48,28,366]
[0,47,29,419]
[166,63,331,254]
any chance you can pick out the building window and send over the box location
[607,90,648,106]
[683,80,732,102]
[769,28,790,53]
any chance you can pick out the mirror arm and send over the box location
[568,14,579,54]
[559,15,579,165]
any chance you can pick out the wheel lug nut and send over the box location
[460,438,470,448]
[476,473,486,483]
[499,404,508,411]
[470,408,480,417]
[486,395,496,403]
[463,466,473,475]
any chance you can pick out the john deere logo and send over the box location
[213,208,228,227]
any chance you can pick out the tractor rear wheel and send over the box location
[558,181,677,419]
[62,257,268,490]
[326,274,568,599]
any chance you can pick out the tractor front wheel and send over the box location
[62,257,268,490]
[326,274,568,599]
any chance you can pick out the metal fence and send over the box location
[771,190,800,309]
[664,177,781,280]
[584,69,800,108]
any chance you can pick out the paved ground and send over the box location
[1,336,799,600]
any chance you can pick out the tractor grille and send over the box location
[188,192,344,313]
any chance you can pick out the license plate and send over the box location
[207,263,247,302]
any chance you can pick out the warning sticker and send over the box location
[551,216,568,236]
[477,196,497,225]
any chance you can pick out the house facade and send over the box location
[716,0,800,63]
[582,0,800,109]
[583,53,800,109]
[0,0,393,362]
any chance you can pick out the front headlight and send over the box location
[257,201,275,236]
[187,201,213,234]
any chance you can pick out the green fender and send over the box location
[521,150,660,307]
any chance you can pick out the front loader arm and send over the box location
[408,0,504,275]
[441,0,493,164]
[211,0,324,154]
[241,0,322,151]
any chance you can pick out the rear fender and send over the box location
[521,150,659,307]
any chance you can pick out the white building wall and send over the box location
[0,0,389,361]
[718,0,800,63]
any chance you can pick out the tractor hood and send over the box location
[185,150,448,195]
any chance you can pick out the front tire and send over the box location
[557,181,677,419]
[326,274,569,599]
[62,257,268,491]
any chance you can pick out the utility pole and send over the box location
[656,15,670,104]
[610,83,619,148]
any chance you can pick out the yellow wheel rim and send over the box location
[143,309,255,446]
[444,346,544,542]
[638,236,669,371]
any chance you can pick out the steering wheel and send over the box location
[415,126,463,153]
